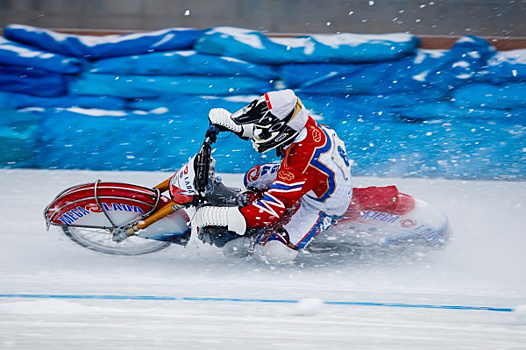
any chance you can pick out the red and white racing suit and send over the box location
[240,116,353,251]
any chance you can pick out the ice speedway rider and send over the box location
[194,89,353,263]
[49,88,451,258]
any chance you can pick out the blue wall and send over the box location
[1,25,524,179]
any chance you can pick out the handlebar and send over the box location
[194,124,221,196]
[205,124,220,143]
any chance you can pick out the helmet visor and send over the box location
[231,98,269,125]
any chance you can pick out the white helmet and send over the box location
[231,90,309,153]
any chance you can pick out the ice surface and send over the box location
[1,169,525,349]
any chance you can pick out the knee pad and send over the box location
[244,163,280,191]
[254,240,298,264]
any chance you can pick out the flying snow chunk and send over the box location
[294,298,324,316]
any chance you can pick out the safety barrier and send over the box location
[1,25,524,179]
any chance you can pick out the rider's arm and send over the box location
[194,117,327,234]
[240,167,310,227]
[240,141,328,227]
[194,142,322,235]
[240,121,331,227]
[208,108,253,139]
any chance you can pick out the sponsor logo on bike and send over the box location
[86,202,146,214]
[57,206,91,225]
[359,210,400,224]
[85,203,102,213]
[57,202,145,225]
[172,164,196,196]
[413,225,441,244]
[359,211,441,244]
[400,218,418,228]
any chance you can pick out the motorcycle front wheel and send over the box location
[62,226,171,255]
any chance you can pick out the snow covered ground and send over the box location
[1,169,525,349]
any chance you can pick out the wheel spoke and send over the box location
[62,226,171,255]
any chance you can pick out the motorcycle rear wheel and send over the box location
[62,226,171,255]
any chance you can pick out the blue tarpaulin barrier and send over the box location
[3,24,202,59]
[0,37,85,73]
[89,50,279,80]
[0,92,126,110]
[195,27,421,64]
[0,65,68,97]
[480,49,526,84]
[453,83,526,110]
[0,25,524,180]
[69,73,274,98]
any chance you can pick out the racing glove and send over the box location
[208,108,253,139]
[194,205,247,236]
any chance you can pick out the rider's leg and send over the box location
[252,201,337,263]
[254,239,299,263]
[221,200,301,260]
[222,234,256,258]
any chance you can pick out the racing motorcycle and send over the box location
[44,125,451,258]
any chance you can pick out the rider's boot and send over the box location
[222,236,254,258]
[253,240,298,264]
